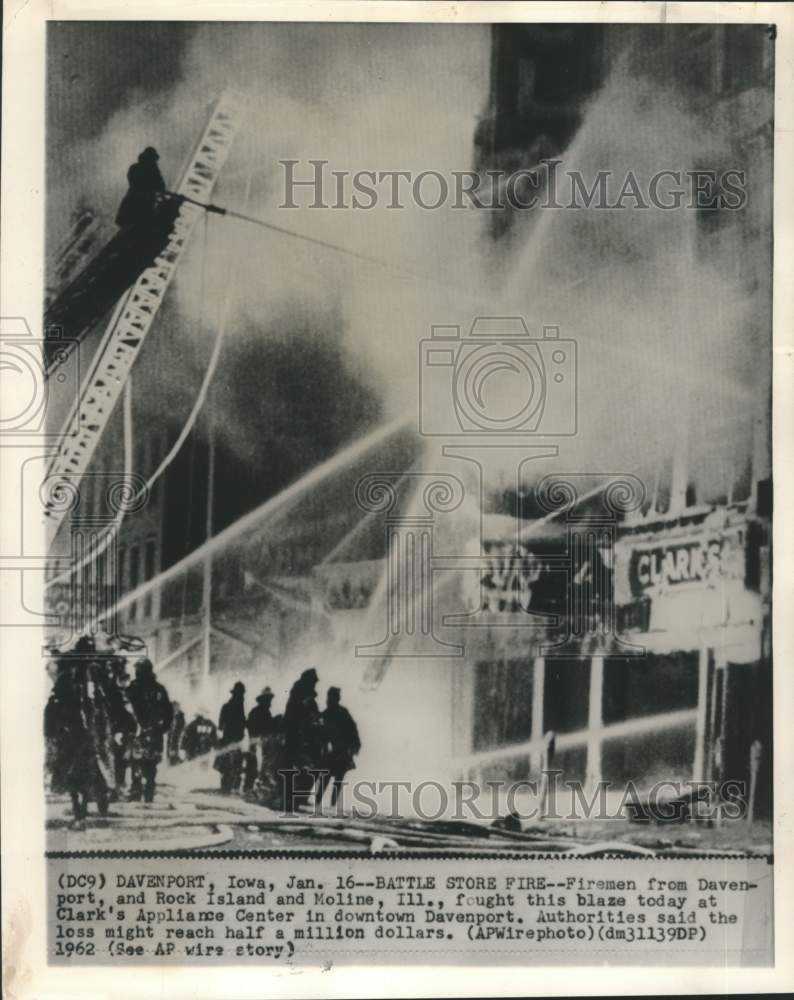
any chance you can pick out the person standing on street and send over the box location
[315,686,361,809]
[126,658,173,803]
[216,681,247,794]
[111,660,136,797]
[181,710,217,761]
[52,654,136,827]
[245,687,275,793]
[167,701,185,766]
[279,668,323,812]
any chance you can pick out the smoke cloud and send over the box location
[48,24,770,507]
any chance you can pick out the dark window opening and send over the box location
[128,545,140,621]
[473,659,534,753]
[552,746,587,785]
[603,652,699,725]
[117,546,126,600]
[602,725,696,788]
[144,539,157,618]
[543,657,590,734]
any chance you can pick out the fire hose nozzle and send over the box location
[167,191,227,215]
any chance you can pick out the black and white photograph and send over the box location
[2,1,792,988]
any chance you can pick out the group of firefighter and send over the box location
[209,668,361,812]
[45,639,362,827]
[44,637,173,828]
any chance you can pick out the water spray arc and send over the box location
[175,193,495,305]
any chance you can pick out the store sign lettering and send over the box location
[629,535,740,595]
[479,542,596,614]
[481,544,543,611]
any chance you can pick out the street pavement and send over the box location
[46,782,370,853]
[46,775,773,856]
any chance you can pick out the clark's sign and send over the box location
[627,528,744,596]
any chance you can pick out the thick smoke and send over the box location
[50,23,492,451]
[50,25,769,504]
[497,62,771,504]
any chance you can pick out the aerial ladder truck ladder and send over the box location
[44,91,245,537]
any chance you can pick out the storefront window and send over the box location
[543,657,590,734]
[601,724,696,789]
[603,652,698,724]
[551,746,588,785]
[479,755,532,784]
[473,659,534,752]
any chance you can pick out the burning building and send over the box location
[43,22,773,822]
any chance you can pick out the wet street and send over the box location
[45,774,374,853]
[46,771,773,858]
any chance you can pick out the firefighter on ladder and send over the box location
[116,147,166,230]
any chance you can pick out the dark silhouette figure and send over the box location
[126,659,173,803]
[181,713,217,761]
[279,668,323,812]
[51,657,136,827]
[315,687,361,808]
[167,701,185,766]
[245,687,275,793]
[216,682,246,793]
[109,660,135,797]
[44,688,63,792]
[116,147,166,230]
